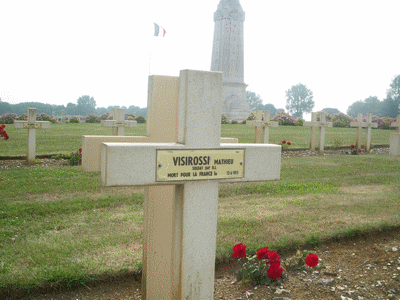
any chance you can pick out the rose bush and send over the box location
[69,148,82,165]
[281,140,292,151]
[233,244,283,286]
[0,113,18,124]
[350,144,362,155]
[273,112,295,126]
[284,249,322,271]
[0,124,9,140]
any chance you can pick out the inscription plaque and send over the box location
[156,149,244,182]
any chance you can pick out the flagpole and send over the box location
[149,51,152,75]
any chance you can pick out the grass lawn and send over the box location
[0,123,394,156]
[0,150,399,293]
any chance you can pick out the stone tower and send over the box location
[211,0,251,122]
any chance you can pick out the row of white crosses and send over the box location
[14,108,50,164]
[100,108,137,136]
[247,110,385,155]
[99,70,281,299]
[246,110,279,143]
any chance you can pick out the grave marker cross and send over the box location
[100,70,281,299]
[14,108,50,164]
[304,112,332,154]
[391,114,400,133]
[364,113,378,152]
[101,108,137,136]
[246,111,278,143]
[389,114,400,157]
[350,113,367,150]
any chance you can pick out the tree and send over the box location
[347,96,381,117]
[261,103,277,117]
[76,95,96,115]
[285,83,314,118]
[385,74,400,117]
[322,108,341,115]
[66,102,79,115]
[380,96,398,117]
[246,91,263,111]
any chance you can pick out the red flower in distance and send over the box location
[359,149,362,153]
[282,140,287,144]
[350,145,355,149]
[287,142,291,145]
[305,253,319,267]
[232,243,247,258]
[256,247,269,260]
[267,265,283,280]
[0,178,3,181]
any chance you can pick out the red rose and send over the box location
[0,124,5,129]
[287,142,291,145]
[256,247,269,260]
[359,149,362,153]
[282,140,286,144]
[4,134,9,140]
[267,250,281,265]
[350,145,355,149]
[267,266,283,280]
[232,243,247,258]
[305,253,319,267]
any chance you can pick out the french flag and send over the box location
[153,23,166,37]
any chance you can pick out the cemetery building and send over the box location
[211,0,251,122]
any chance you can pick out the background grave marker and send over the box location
[246,110,278,143]
[364,113,378,152]
[14,108,50,164]
[350,113,365,150]
[100,108,137,136]
[389,114,400,156]
[101,70,281,299]
[304,112,332,153]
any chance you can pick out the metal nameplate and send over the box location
[156,149,244,182]
[113,121,130,127]
[23,123,42,129]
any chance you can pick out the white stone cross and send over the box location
[247,111,279,143]
[100,70,281,299]
[350,113,377,151]
[389,114,400,156]
[391,114,400,133]
[14,108,50,164]
[364,113,378,152]
[304,112,333,154]
[82,74,238,299]
[101,108,137,136]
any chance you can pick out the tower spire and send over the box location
[211,0,251,122]
[214,0,245,21]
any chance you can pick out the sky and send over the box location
[1,0,399,118]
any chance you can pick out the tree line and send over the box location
[246,74,400,118]
[2,74,399,119]
[0,95,147,117]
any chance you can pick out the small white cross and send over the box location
[304,112,332,153]
[14,108,50,164]
[101,108,137,136]
[246,111,278,143]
